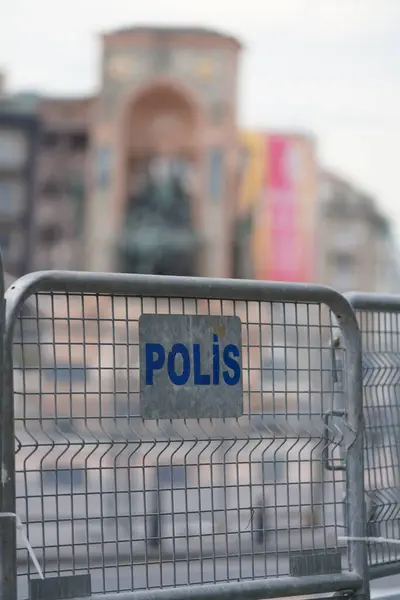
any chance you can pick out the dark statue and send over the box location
[118,156,197,276]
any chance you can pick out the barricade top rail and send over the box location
[345,292,400,312]
[5,270,356,320]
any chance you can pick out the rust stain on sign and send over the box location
[212,323,226,338]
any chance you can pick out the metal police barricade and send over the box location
[344,292,400,581]
[0,271,367,600]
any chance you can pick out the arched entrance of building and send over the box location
[117,82,202,276]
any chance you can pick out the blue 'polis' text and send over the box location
[145,334,241,387]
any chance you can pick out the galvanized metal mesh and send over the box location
[355,309,400,567]
[13,292,349,598]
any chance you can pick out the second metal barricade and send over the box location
[346,292,400,580]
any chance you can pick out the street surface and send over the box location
[372,576,400,597]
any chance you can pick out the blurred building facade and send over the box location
[317,170,399,293]
[0,79,93,273]
[0,109,39,276]
[86,26,241,277]
[33,96,93,270]
[0,27,398,294]
[0,27,243,279]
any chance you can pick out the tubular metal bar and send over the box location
[345,293,400,313]
[336,297,369,600]
[370,562,400,580]
[63,572,363,600]
[7,270,356,314]
[0,249,17,600]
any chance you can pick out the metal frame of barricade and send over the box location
[0,270,368,600]
[345,292,400,582]
[0,250,9,600]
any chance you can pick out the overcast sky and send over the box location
[1,0,399,236]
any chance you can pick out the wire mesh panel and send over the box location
[2,274,366,600]
[346,293,400,578]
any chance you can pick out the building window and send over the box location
[262,456,285,483]
[211,103,226,124]
[333,222,365,251]
[0,129,27,169]
[70,132,88,152]
[42,363,91,394]
[0,232,10,254]
[155,464,186,487]
[96,146,112,190]
[330,252,355,291]
[207,148,223,202]
[238,146,250,185]
[69,173,85,235]
[41,131,60,148]
[39,224,63,244]
[55,419,75,434]
[48,364,86,383]
[153,46,172,73]
[262,355,287,384]
[0,179,24,216]
[41,467,86,488]
[41,180,65,196]
[69,173,84,196]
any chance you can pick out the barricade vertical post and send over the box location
[0,251,17,600]
[337,305,369,600]
[0,248,4,598]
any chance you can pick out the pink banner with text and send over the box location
[264,135,299,281]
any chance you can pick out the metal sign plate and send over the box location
[139,314,243,419]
